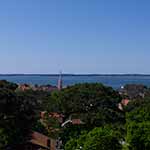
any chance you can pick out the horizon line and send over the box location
[0,73,150,76]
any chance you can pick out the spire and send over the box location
[58,71,63,90]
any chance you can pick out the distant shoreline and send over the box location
[0,74,150,76]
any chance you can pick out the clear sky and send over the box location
[0,0,150,74]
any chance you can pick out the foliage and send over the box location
[65,131,87,150]
[0,128,8,149]
[59,83,121,113]
[60,124,87,145]
[41,112,61,139]
[126,122,150,150]
[45,91,61,112]
[0,82,39,149]
[33,120,48,136]
[65,126,122,150]
[1,80,150,150]
[58,83,124,126]
[126,100,150,150]
[57,83,125,147]
[0,80,18,90]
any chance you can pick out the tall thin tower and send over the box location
[57,71,63,90]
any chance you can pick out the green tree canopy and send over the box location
[126,99,150,150]
[57,83,124,127]
[65,126,122,150]
[57,83,125,147]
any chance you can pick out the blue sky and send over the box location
[0,0,150,74]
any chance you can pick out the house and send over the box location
[118,99,130,110]
[34,85,58,92]
[118,84,147,99]
[18,84,58,92]
[40,112,64,124]
[61,114,85,127]
[18,131,56,150]
[18,84,31,91]
[71,119,84,125]
[49,112,64,123]
[121,99,129,106]
[30,131,56,150]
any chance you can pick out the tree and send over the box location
[0,83,39,149]
[0,80,18,90]
[126,121,150,150]
[0,128,8,150]
[126,100,150,150]
[57,83,125,147]
[43,91,61,112]
[60,124,86,146]
[33,120,49,136]
[65,131,87,150]
[57,83,124,126]
[65,126,122,150]
[41,112,61,139]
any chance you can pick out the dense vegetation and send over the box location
[65,126,122,150]
[0,80,150,149]
[126,98,150,150]
[0,81,39,149]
